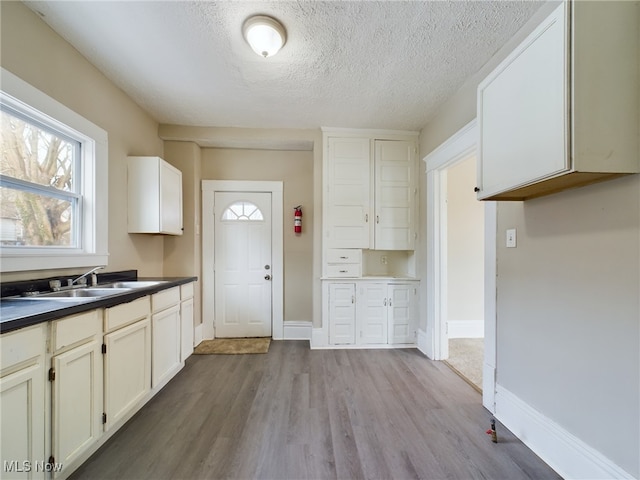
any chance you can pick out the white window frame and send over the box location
[0,68,108,272]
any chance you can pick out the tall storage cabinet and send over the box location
[128,156,184,235]
[477,1,639,200]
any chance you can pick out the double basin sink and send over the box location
[17,281,169,302]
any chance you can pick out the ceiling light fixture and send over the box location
[242,15,287,58]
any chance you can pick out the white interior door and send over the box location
[214,192,272,337]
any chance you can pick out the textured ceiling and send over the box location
[25,1,543,131]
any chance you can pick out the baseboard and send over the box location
[417,328,430,357]
[283,321,312,340]
[447,320,483,338]
[495,385,635,480]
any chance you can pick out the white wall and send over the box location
[419,1,639,477]
[446,156,484,338]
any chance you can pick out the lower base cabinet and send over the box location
[1,281,196,480]
[328,280,417,346]
[104,298,151,431]
[0,324,47,480]
[51,310,103,478]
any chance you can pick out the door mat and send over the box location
[193,338,271,355]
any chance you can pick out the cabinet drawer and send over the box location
[105,296,150,333]
[1,324,46,374]
[52,310,101,353]
[152,287,180,313]
[327,249,362,264]
[180,282,194,300]
[326,264,362,278]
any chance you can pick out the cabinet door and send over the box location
[51,340,103,477]
[0,365,46,479]
[327,137,371,248]
[329,283,356,345]
[478,4,568,199]
[388,284,415,344]
[374,140,416,250]
[104,319,151,431]
[152,305,182,388]
[357,283,388,345]
[181,298,194,362]
[160,160,183,235]
[0,324,46,479]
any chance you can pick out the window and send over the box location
[221,201,264,221]
[0,68,108,272]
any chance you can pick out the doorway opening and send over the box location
[441,156,484,392]
[422,119,497,412]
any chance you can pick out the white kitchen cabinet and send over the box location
[180,282,194,362]
[373,140,416,250]
[103,297,151,431]
[327,280,417,346]
[328,283,356,345]
[0,324,47,480]
[151,287,182,388]
[325,137,371,248]
[357,283,388,345]
[50,310,103,478]
[324,132,417,251]
[477,1,639,201]
[128,156,183,235]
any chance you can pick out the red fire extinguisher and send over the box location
[294,206,302,235]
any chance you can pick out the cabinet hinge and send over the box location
[48,456,55,465]
[102,413,107,424]
[101,343,107,354]
[48,368,55,382]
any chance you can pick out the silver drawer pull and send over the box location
[339,256,348,259]
[339,270,348,273]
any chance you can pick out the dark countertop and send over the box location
[1,274,197,334]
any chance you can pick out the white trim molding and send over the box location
[495,385,635,480]
[283,321,312,340]
[201,180,284,340]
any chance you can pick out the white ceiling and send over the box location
[25,1,543,132]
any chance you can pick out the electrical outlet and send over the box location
[380,255,388,265]
[506,228,517,248]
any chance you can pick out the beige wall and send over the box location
[0,2,165,281]
[419,1,638,476]
[446,157,484,328]
[201,148,314,323]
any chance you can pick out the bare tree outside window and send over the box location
[0,109,79,247]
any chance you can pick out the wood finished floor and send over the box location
[70,341,560,480]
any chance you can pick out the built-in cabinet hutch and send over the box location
[318,128,420,348]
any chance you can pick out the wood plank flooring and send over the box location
[70,341,560,480]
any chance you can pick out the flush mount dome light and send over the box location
[242,15,287,58]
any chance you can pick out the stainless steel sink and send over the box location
[26,288,132,299]
[104,281,169,289]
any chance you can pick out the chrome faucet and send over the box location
[69,266,105,287]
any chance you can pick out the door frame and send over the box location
[421,119,497,412]
[201,180,284,340]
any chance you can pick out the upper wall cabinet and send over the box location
[324,131,418,250]
[128,156,183,235]
[477,1,639,201]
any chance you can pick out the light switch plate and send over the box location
[506,228,517,248]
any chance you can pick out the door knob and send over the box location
[265,275,272,280]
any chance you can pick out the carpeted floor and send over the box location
[445,338,483,391]
[193,337,271,355]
